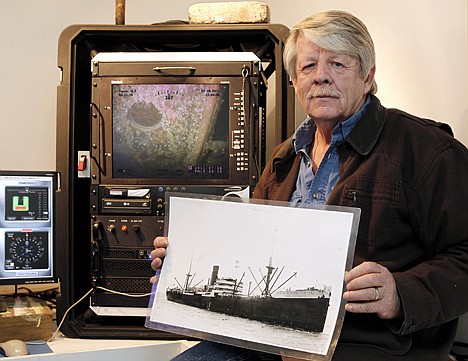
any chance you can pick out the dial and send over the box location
[5,232,48,269]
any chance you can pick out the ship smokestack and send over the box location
[210,265,219,286]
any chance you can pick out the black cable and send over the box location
[451,341,468,361]
[1,287,59,306]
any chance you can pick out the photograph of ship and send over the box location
[147,195,359,360]
[166,260,331,332]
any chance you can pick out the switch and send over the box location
[78,154,87,171]
[77,151,91,178]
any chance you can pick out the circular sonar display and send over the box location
[4,232,49,270]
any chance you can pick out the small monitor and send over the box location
[0,171,58,285]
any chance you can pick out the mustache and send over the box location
[306,88,341,99]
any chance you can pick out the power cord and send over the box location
[48,286,152,342]
[1,286,59,306]
[451,341,468,361]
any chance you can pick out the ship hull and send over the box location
[166,289,329,332]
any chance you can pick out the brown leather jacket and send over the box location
[253,95,468,360]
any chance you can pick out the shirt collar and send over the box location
[293,95,371,154]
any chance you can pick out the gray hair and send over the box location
[284,10,377,94]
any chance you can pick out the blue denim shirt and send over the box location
[290,96,371,205]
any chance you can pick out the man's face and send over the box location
[292,35,375,127]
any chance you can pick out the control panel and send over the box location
[89,184,249,311]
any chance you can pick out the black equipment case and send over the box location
[55,22,294,339]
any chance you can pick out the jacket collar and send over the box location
[272,95,387,178]
[345,95,387,155]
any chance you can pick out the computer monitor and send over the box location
[0,171,58,285]
[91,52,261,188]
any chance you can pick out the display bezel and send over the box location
[0,170,58,285]
[93,76,256,187]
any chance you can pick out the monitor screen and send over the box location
[112,82,230,180]
[0,171,58,285]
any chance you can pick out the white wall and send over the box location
[0,0,467,341]
[0,0,467,171]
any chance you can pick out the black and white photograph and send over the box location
[147,195,359,360]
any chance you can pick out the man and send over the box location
[151,10,468,361]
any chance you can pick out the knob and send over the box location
[92,222,101,241]
[133,225,141,233]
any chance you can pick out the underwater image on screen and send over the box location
[112,83,230,179]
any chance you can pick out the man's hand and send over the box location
[343,261,401,320]
[149,236,168,284]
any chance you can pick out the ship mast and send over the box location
[263,255,275,297]
[183,255,194,292]
[263,229,278,297]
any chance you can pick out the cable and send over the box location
[45,286,153,343]
[23,285,154,346]
[95,286,152,298]
[1,288,59,305]
[451,341,468,361]
[46,288,94,342]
